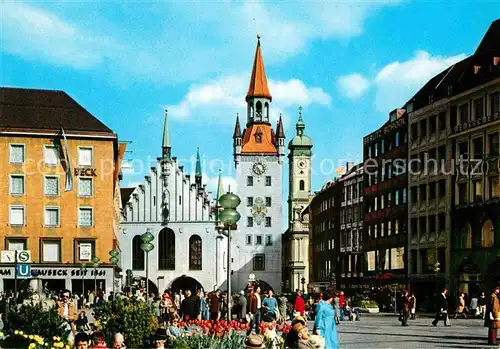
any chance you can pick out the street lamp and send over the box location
[92,256,100,294]
[301,277,306,293]
[80,263,87,306]
[140,229,155,302]
[218,191,241,321]
[109,249,120,297]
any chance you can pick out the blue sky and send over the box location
[1,1,498,216]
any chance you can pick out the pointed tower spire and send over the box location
[276,113,285,139]
[216,169,224,200]
[162,109,171,160]
[195,147,202,186]
[246,35,272,102]
[296,106,305,136]
[233,113,242,138]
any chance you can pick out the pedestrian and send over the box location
[470,294,479,317]
[479,292,487,319]
[454,293,467,319]
[313,289,339,349]
[333,293,341,325]
[238,291,248,321]
[432,288,450,327]
[57,290,77,336]
[400,290,410,326]
[209,290,221,320]
[76,311,91,332]
[75,332,90,349]
[180,289,200,321]
[112,333,126,349]
[91,331,109,349]
[262,289,278,322]
[247,286,262,335]
[278,294,288,323]
[198,290,209,320]
[294,290,305,317]
[484,286,500,346]
[409,292,417,319]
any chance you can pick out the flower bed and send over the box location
[0,331,70,349]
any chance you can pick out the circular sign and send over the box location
[18,251,30,263]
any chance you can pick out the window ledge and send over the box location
[10,193,25,197]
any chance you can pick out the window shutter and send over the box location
[10,207,24,225]
[44,146,58,165]
[43,241,59,262]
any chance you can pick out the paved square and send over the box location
[317,316,493,348]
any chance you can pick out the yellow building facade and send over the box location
[0,87,124,294]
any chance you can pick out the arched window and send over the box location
[256,101,262,118]
[457,222,472,249]
[158,228,175,270]
[481,219,494,248]
[132,235,145,270]
[189,235,202,270]
[264,102,269,121]
[299,180,305,191]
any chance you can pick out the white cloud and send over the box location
[336,73,371,98]
[166,74,331,129]
[0,1,398,82]
[0,2,117,69]
[373,50,466,111]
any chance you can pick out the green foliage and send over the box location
[171,333,246,349]
[93,297,158,348]
[351,294,378,308]
[5,303,67,340]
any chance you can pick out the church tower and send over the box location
[283,107,313,292]
[288,107,313,223]
[231,36,285,293]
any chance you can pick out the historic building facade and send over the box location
[338,163,365,294]
[407,19,500,300]
[119,110,221,294]
[231,37,285,293]
[282,109,313,293]
[309,178,341,293]
[0,87,123,294]
[363,108,408,291]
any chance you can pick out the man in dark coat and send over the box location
[432,288,450,326]
[400,290,410,326]
[484,286,500,345]
[209,290,221,320]
[180,290,200,320]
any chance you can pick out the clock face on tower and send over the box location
[252,161,267,176]
[297,160,307,169]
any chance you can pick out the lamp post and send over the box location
[92,256,100,294]
[218,191,241,321]
[80,263,87,306]
[109,249,120,297]
[433,261,441,303]
[301,277,306,293]
[140,229,155,303]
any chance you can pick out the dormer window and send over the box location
[255,127,263,143]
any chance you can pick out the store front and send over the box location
[0,265,114,295]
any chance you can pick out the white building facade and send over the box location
[119,111,227,294]
[230,37,285,293]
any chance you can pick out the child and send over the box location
[91,331,109,349]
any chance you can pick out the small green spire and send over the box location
[296,106,305,135]
[216,169,224,201]
[195,147,202,177]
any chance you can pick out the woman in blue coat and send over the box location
[314,289,340,349]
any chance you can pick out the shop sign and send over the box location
[453,112,500,134]
[74,168,97,177]
[0,267,107,278]
[364,117,406,145]
[79,244,92,261]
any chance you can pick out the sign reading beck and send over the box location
[74,168,97,177]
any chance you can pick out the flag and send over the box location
[60,126,73,191]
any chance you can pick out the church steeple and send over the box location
[195,147,202,187]
[296,106,305,136]
[246,35,272,126]
[162,109,171,160]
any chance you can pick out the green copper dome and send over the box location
[289,134,313,148]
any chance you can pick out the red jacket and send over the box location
[339,294,345,307]
[294,296,305,315]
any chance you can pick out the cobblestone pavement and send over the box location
[314,316,494,349]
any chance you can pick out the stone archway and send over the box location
[169,275,203,294]
[457,260,482,296]
[245,280,274,294]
